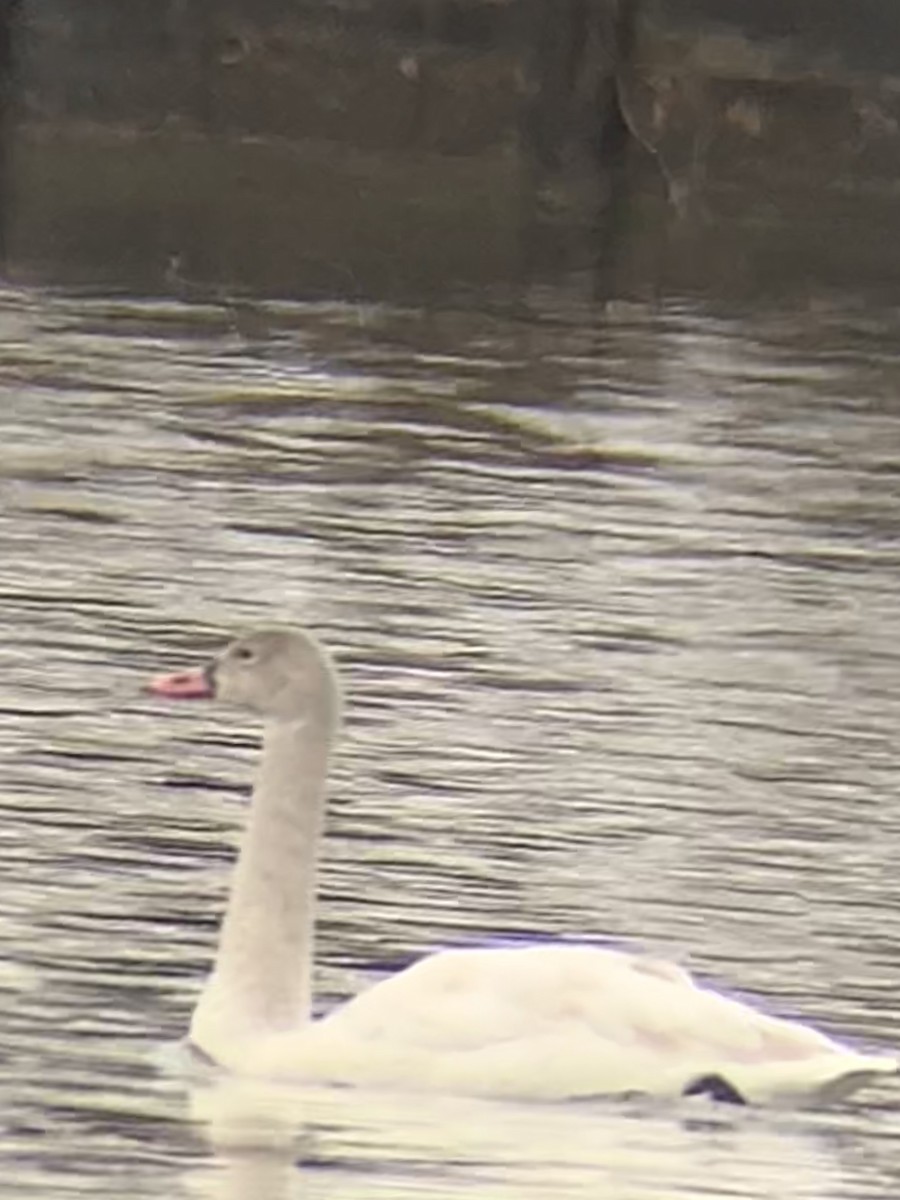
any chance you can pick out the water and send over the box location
[2,285,900,1197]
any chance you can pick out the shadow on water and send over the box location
[2,285,900,1196]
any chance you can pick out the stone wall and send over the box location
[4,0,899,299]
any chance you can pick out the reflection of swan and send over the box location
[150,628,895,1105]
[185,1073,846,1200]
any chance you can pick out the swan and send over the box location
[148,626,896,1105]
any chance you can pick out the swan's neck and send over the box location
[191,714,332,1047]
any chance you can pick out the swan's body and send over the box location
[150,627,896,1105]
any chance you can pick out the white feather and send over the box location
[194,944,896,1103]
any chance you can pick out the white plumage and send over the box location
[197,943,893,1104]
[149,628,896,1106]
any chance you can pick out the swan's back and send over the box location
[202,944,895,1103]
[326,944,832,1061]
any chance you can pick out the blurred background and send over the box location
[4,0,900,302]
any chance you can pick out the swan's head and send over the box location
[149,627,341,725]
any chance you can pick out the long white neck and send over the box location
[191,711,334,1047]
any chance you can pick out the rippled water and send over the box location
[3,285,900,1198]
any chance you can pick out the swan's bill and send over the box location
[149,665,216,700]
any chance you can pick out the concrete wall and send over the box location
[4,0,899,300]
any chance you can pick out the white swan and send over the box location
[149,627,896,1105]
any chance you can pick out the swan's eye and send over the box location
[233,646,256,663]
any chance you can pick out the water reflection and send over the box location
[185,1074,847,1200]
[2,286,900,1197]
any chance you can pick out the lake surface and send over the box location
[2,284,900,1198]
